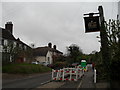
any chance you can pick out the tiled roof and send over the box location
[16,38,31,48]
[1,28,16,41]
[0,27,31,48]
[33,46,63,56]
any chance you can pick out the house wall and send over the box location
[46,51,53,64]
[35,56,46,63]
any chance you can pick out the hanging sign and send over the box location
[84,16,100,33]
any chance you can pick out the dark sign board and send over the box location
[84,16,100,33]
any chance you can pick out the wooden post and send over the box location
[98,6,111,81]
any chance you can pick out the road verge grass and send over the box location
[2,63,51,74]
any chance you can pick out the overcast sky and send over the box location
[1,1,118,54]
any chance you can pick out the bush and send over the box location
[53,61,68,69]
[2,63,51,74]
[110,59,120,81]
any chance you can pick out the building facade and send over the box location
[0,22,32,64]
[33,43,63,64]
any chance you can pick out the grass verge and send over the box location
[2,63,51,74]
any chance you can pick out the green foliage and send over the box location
[66,44,83,63]
[105,19,120,61]
[90,51,109,81]
[53,61,68,68]
[2,63,51,74]
[94,19,120,82]
[104,19,120,82]
[2,40,33,64]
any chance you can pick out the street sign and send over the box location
[84,16,100,33]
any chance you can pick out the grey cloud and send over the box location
[2,2,118,54]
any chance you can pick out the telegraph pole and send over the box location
[98,6,111,82]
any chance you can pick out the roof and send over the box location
[0,27,31,49]
[33,46,63,56]
[16,38,31,48]
[0,28,16,41]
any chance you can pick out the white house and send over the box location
[33,43,63,64]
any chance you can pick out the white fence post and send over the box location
[94,69,96,83]
[52,69,54,80]
[51,67,85,81]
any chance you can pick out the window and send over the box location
[13,42,16,47]
[19,44,22,49]
[24,45,27,50]
[48,57,50,64]
[4,40,8,46]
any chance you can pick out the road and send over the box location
[2,72,51,89]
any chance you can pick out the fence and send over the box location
[52,67,85,81]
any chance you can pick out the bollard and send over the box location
[94,69,96,83]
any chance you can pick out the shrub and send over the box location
[53,61,68,69]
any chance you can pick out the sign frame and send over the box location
[84,16,100,33]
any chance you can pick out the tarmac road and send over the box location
[2,72,51,89]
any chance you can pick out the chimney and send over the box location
[5,21,13,34]
[48,42,52,48]
[53,45,56,50]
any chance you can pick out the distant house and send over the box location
[33,43,63,64]
[0,22,32,64]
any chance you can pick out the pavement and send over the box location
[78,67,95,89]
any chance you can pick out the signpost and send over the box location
[83,6,111,82]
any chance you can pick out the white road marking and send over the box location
[41,80,52,85]
[77,80,82,90]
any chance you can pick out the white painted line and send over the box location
[41,80,52,85]
[77,80,82,90]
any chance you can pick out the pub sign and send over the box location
[84,16,100,33]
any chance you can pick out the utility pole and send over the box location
[98,6,111,81]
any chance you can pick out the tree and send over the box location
[105,19,120,60]
[104,19,120,85]
[2,41,23,63]
[66,44,83,63]
[2,40,33,64]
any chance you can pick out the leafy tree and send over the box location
[105,19,120,61]
[92,18,120,86]
[3,40,33,64]
[104,19,120,85]
[66,44,83,63]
